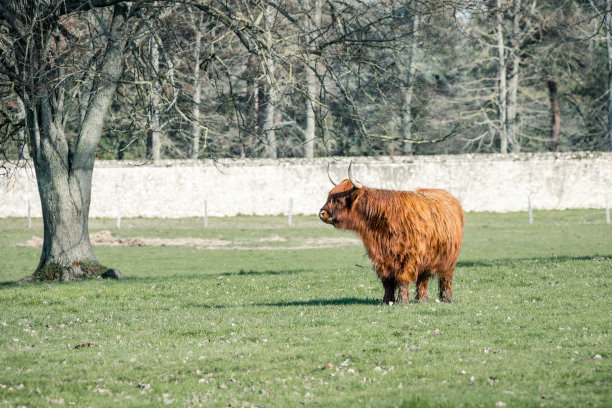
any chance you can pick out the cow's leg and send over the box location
[438,274,453,303]
[381,277,397,304]
[416,272,430,302]
[396,280,410,303]
[397,264,417,304]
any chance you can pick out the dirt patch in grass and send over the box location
[18,230,360,250]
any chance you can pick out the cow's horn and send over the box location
[327,163,337,186]
[348,161,363,189]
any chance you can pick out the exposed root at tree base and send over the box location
[24,261,109,283]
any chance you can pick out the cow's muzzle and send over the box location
[319,209,333,224]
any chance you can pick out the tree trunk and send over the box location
[547,79,560,152]
[147,37,161,161]
[303,0,321,159]
[401,12,420,155]
[304,67,316,158]
[606,0,612,151]
[16,97,30,160]
[496,0,508,154]
[244,53,261,157]
[190,17,203,160]
[23,5,128,281]
[506,0,521,152]
[263,5,277,159]
[32,156,98,281]
[262,72,277,158]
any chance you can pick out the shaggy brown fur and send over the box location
[319,179,464,303]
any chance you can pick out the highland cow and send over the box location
[319,163,464,303]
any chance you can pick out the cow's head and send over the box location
[319,162,363,229]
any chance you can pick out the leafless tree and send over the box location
[0,1,135,280]
[605,0,612,149]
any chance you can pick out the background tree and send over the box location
[600,0,612,149]
[302,0,322,159]
[94,1,612,158]
[0,1,133,280]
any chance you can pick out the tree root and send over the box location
[24,260,117,283]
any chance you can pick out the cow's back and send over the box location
[414,188,464,231]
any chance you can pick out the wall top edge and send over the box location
[2,152,610,170]
[94,151,612,168]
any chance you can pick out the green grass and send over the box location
[0,210,610,407]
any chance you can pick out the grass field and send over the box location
[0,210,610,407]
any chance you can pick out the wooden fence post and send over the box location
[204,200,208,228]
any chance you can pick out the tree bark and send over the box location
[190,15,204,160]
[262,74,277,158]
[303,0,321,159]
[263,4,277,159]
[606,0,612,151]
[496,0,508,154]
[23,5,129,281]
[304,66,317,159]
[147,37,161,161]
[506,0,521,152]
[547,79,560,152]
[16,97,30,160]
[401,12,420,155]
[246,53,261,156]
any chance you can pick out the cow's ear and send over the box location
[350,187,362,204]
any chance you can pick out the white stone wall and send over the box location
[1,152,611,218]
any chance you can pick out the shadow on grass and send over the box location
[0,268,315,285]
[123,268,315,280]
[457,254,611,269]
[219,268,312,277]
[259,297,381,307]
[182,297,381,310]
[184,298,381,309]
